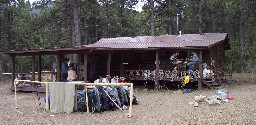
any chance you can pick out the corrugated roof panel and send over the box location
[86,33,227,49]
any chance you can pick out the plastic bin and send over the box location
[216,89,229,100]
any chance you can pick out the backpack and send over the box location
[77,91,85,112]
[104,86,122,111]
[77,88,102,113]
[116,86,129,106]
[124,88,139,105]
[87,88,101,113]
[97,86,110,111]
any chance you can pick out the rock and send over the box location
[193,102,199,107]
[207,98,221,105]
[194,96,200,102]
[222,99,229,103]
[195,95,207,102]
[16,111,23,115]
[189,102,194,106]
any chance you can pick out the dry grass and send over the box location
[0,73,256,125]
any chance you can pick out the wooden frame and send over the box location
[14,80,134,118]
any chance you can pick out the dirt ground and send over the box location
[0,73,256,125]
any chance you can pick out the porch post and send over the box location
[83,53,88,82]
[120,52,124,77]
[38,55,42,82]
[32,55,35,81]
[56,54,61,82]
[107,52,111,76]
[11,55,15,86]
[31,55,36,87]
[198,50,203,90]
[199,50,203,62]
[155,50,160,90]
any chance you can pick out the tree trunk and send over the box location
[150,0,155,36]
[239,11,244,72]
[167,0,173,35]
[70,0,81,63]
[0,53,3,81]
[0,17,2,81]
[212,13,217,32]
[81,17,88,45]
[119,0,125,36]
[198,0,203,34]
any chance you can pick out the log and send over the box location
[128,83,133,117]
[45,83,49,111]
[85,85,89,113]
[14,81,18,109]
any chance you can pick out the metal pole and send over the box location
[176,14,180,34]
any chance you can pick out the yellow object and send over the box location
[208,70,214,77]
[183,76,190,84]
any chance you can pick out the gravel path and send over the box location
[0,77,256,125]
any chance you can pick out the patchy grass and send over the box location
[232,73,256,84]
[0,73,256,124]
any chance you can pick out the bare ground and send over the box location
[0,73,256,125]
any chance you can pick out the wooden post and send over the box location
[85,85,89,113]
[128,83,133,117]
[198,63,203,90]
[74,85,77,111]
[56,55,61,82]
[155,50,160,90]
[120,52,124,77]
[32,55,36,87]
[14,80,18,109]
[38,55,42,82]
[107,52,111,76]
[83,53,88,82]
[11,55,15,86]
[45,83,49,110]
[199,50,203,62]
[198,50,203,90]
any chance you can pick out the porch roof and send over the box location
[4,33,229,56]
[84,33,228,49]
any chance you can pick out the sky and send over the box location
[28,0,144,12]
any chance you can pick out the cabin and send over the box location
[5,33,230,91]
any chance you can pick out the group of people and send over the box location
[94,75,126,84]
[170,51,216,78]
[170,51,199,70]
[58,58,77,82]
[14,74,30,87]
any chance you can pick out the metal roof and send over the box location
[84,33,228,49]
[5,33,229,56]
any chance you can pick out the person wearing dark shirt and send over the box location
[61,58,69,81]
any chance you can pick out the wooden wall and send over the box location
[209,42,225,69]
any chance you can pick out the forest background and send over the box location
[0,0,255,81]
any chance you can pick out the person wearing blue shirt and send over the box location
[61,58,69,81]
[187,52,199,70]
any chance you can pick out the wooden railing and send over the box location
[124,69,200,81]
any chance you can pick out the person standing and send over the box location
[61,58,69,81]
[170,52,179,64]
[67,65,77,81]
[52,62,57,82]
